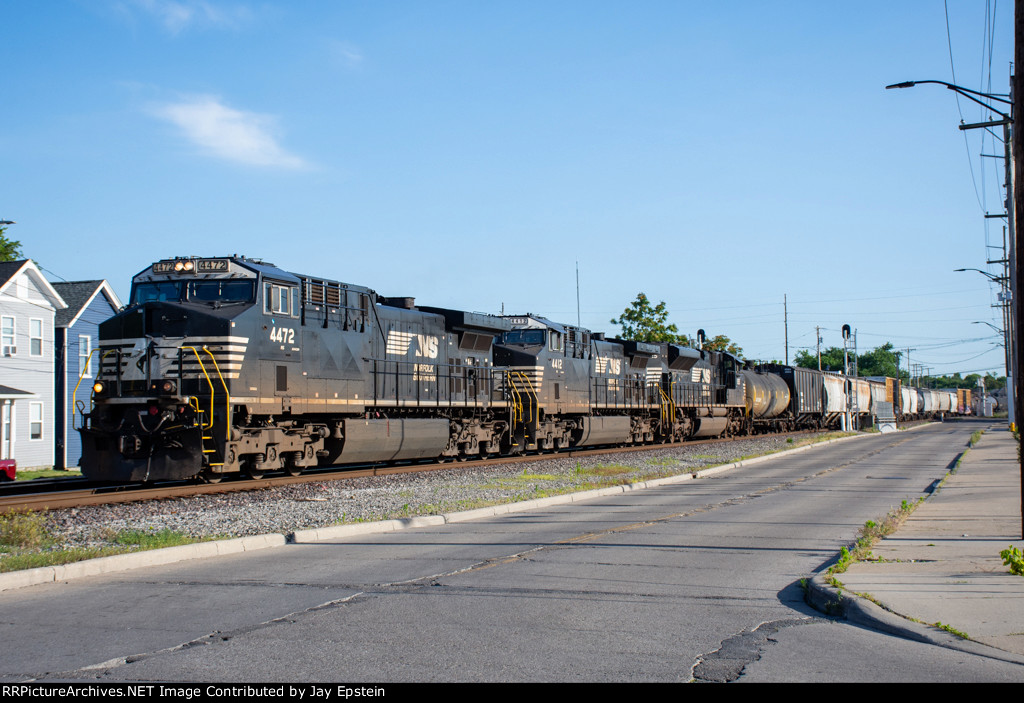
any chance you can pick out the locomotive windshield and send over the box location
[131,280,256,306]
[501,329,546,346]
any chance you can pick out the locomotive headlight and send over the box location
[92,381,105,394]
[174,261,184,271]
[182,260,194,271]
[161,380,177,394]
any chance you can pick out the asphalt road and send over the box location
[4,422,1022,682]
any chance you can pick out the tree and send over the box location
[0,227,22,262]
[856,342,902,378]
[610,293,691,345]
[702,334,743,357]
[794,346,847,372]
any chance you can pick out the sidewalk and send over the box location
[808,424,1024,663]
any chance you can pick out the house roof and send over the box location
[0,260,67,310]
[0,384,35,399]
[52,280,123,328]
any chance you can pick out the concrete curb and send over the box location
[1,429,884,590]
[805,572,1024,665]
[0,533,285,592]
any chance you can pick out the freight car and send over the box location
[76,256,955,483]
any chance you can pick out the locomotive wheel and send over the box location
[284,453,303,477]
[201,470,223,484]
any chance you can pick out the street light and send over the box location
[955,267,1008,284]
[889,76,1022,538]
[885,80,1012,117]
[973,320,1004,334]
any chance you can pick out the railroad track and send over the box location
[2,424,944,514]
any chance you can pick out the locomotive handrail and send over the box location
[658,386,675,425]
[72,349,122,430]
[181,346,218,431]
[200,345,232,447]
[507,370,538,423]
[506,371,523,425]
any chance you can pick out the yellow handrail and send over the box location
[181,346,216,430]
[506,372,521,424]
[658,386,675,425]
[72,348,118,430]
[200,345,231,446]
[510,371,538,423]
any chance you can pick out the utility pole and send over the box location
[575,261,581,328]
[816,325,822,371]
[784,294,789,365]
[1014,0,1023,538]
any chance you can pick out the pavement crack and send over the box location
[66,591,366,678]
[690,617,825,682]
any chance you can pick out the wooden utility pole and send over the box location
[1014,0,1023,538]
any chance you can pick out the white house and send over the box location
[0,260,67,470]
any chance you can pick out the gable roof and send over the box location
[0,260,67,311]
[52,280,123,328]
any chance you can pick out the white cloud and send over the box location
[328,40,364,69]
[150,95,309,170]
[120,0,253,34]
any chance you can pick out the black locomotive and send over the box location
[76,256,941,483]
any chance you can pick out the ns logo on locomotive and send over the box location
[77,256,959,483]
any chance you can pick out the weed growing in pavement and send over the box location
[1000,546,1024,576]
[826,498,923,578]
[935,622,970,639]
[969,430,984,447]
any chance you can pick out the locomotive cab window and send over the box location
[264,282,299,317]
[549,331,564,353]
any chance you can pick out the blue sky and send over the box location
[1,1,1014,378]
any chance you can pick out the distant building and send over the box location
[53,281,122,470]
[0,260,67,470]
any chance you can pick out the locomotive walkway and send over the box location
[807,424,1024,661]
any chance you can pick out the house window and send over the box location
[29,402,42,441]
[1,316,13,355]
[79,335,92,377]
[29,319,43,356]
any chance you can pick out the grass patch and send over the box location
[14,468,83,481]
[578,464,634,477]
[0,510,51,549]
[969,430,984,447]
[0,512,209,573]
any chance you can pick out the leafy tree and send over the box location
[0,227,21,262]
[610,293,691,345]
[857,342,902,378]
[795,346,847,372]
[702,334,743,357]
